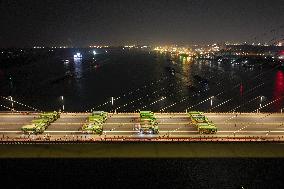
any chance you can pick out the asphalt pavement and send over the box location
[0,112,283,140]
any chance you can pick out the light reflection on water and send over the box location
[73,57,83,79]
[0,49,283,112]
[273,70,284,110]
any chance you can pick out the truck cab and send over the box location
[92,111,108,122]
[188,111,217,134]
[21,122,47,134]
[140,111,155,118]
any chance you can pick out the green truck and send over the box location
[88,116,104,123]
[139,119,159,134]
[139,111,159,134]
[140,111,155,118]
[196,122,217,134]
[21,122,48,134]
[21,111,60,134]
[39,111,60,122]
[82,111,108,134]
[91,111,108,122]
[32,118,50,125]
[188,111,217,134]
[82,121,103,134]
[188,111,209,124]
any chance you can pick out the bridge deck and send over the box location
[0,113,283,142]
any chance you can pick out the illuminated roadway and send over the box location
[0,112,284,141]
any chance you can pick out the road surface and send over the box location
[0,112,284,141]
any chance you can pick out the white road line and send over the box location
[102,131,284,134]
[0,122,282,126]
[44,131,82,133]
[0,131,21,133]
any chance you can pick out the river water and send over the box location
[0,48,283,112]
[1,49,284,188]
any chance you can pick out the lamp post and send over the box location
[209,96,214,112]
[258,96,264,113]
[9,96,14,111]
[260,96,263,108]
[111,97,114,113]
[111,97,114,106]
[61,96,64,111]
[210,96,214,107]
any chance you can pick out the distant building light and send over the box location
[74,52,82,59]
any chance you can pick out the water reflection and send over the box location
[73,56,83,79]
[180,55,193,84]
[273,70,284,111]
[1,49,283,112]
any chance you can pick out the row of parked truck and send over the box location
[81,111,160,135]
[139,111,159,134]
[81,111,108,134]
[20,111,217,135]
[137,111,217,134]
[187,111,217,134]
[21,111,60,134]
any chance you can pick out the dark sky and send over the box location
[0,0,283,47]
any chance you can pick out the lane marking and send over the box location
[0,123,30,125]
[103,130,284,133]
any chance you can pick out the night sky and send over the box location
[0,0,283,47]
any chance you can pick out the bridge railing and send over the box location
[1,135,284,144]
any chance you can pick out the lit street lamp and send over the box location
[258,96,265,113]
[111,97,115,113]
[260,96,264,107]
[61,96,64,111]
[210,96,214,107]
[111,97,114,106]
[9,96,14,111]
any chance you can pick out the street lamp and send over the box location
[210,96,214,107]
[61,96,64,111]
[9,96,14,111]
[260,96,264,107]
[258,96,265,113]
[111,97,114,106]
[111,97,115,113]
